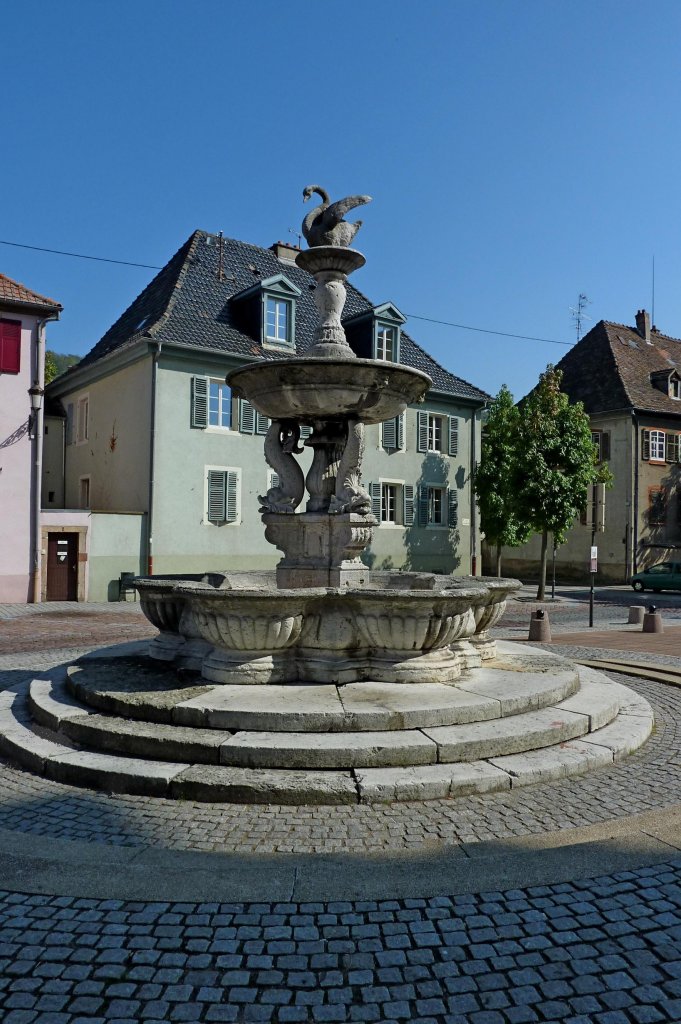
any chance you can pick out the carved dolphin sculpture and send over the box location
[302,185,372,248]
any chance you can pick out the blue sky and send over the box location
[3,0,681,400]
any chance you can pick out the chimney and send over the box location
[270,240,300,264]
[635,309,652,344]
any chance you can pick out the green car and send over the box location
[631,561,681,592]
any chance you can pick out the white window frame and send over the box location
[265,297,291,344]
[204,466,241,526]
[79,475,91,509]
[650,430,666,462]
[671,378,681,400]
[76,395,89,445]
[207,379,233,430]
[376,323,397,362]
[425,485,446,527]
[427,414,444,453]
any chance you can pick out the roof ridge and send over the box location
[0,272,62,310]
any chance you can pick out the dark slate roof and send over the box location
[0,273,62,313]
[554,318,681,418]
[74,230,489,403]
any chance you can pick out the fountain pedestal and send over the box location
[264,512,375,589]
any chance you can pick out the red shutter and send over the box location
[0,319,21,374]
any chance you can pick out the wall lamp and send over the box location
[28,383,43,439]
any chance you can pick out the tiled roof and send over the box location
[555,318,681,418]
[0,273,62,312]
[75,231,489,403]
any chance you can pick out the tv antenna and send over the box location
[569,293,592,342]
[288,228,302,248]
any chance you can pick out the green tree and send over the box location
[45,350,80,382]
[519,365,605,599]
[475,385,530,576]
[44,350,59,384]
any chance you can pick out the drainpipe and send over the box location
[30,312,59,603]
[470,405,480,575]
[147,341,162,575]
[632,411,639,575]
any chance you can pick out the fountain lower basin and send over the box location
[135,572,520,685]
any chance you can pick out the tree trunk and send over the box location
[537,528,549,600]
[496,544,502,578]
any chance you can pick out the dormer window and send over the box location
[650,368,681,400]
[344,302,406,362]
[671,376,681,400]
[231,274,300,351]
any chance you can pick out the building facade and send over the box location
[46,232,489,600]
[495,310,681,583]
[0,274,61,602]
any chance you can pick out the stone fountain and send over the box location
[0,189,653,806]
[135,188,517,686]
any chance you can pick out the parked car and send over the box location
[630,562,681,592]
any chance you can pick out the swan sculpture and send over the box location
[302,185,372,248]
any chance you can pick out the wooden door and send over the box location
[46,533,78,601]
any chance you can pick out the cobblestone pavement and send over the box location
[2,604,681,1021]
[2,860,681,1023]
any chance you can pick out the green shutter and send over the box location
[369,482,381,519]
[226,471,238,522]
[404,484,415,526]
[417,411,428,452]
[239,399,255,433]
[207,470,226,523]
[382,417,397,450]
[396,413,404,451]
[641,429,651,460]
[448,488,458,528]
[191,376,209,428]
[299,424,312,440]
[601,431,611,460]
[448,416,459,457]
[418,486,429,527]
[255,411,270,435]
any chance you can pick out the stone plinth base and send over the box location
[263,511,375,590]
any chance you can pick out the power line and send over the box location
[0,238,162,270]
[0,237,572,347]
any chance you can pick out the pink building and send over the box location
[0,274,62,602]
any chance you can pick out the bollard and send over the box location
[628,605,645,625]
[642,604,663,634]
[528,609,551,641]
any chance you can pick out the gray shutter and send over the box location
[396,413,404,451]
[239,399,255,433]
[256,411,270,435]
[641,429,650,460]
[601,432,611,460]
[66,403,74,445]
[226,471,238,522]
[418,486,429,527]
[270,471,280,489]
[448,416,459,456]
[207,470,226,523]
[667,434,680,464]
[417,411,428,452]
[299,424,313,440]
[191,376,209,428]
[403,484,415,526]
[369,482,381,520]
[382,417,397,451]
[448,489,458,528]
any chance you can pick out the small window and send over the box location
[650,430,665,461]
[209,380,232,428]
[206,467,240,525]
[0,318,21,374]
[591,430,610,462]
[369,482,414,527]
[76,396,89,444]
[79,476,90,509]
[418,485,458,528]
[376,324,396,361]
[670,378,681,399]
[667,434,681,464]
[417,411,458,455]
[265,297,291,344]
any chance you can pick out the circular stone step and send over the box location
[65,647,579,733]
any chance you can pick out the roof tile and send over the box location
[0,273,62,312]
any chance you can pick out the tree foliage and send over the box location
[475,385,530,575]
[45,350,80,383]
[518,365,605,598]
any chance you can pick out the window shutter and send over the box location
[601,432,611,460]
[226,471,238,522]
[207,470,226,523]
[448,417,459,457]
[666,433,679,464]
[0,319,21,373]
[239,399,255,433]
[382,417,397,451]
[418,486,429,527]
[299,424,312,440]
[641,429,651,460]
[66,403,74,445]
[448,489,458,528]
[417,411,428,453]
[396,413,404,451]
[256,411,270,435]
[191,376,209,428]
[269,471,280,490]
[369,482,381,519]
[403,484,415,526]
